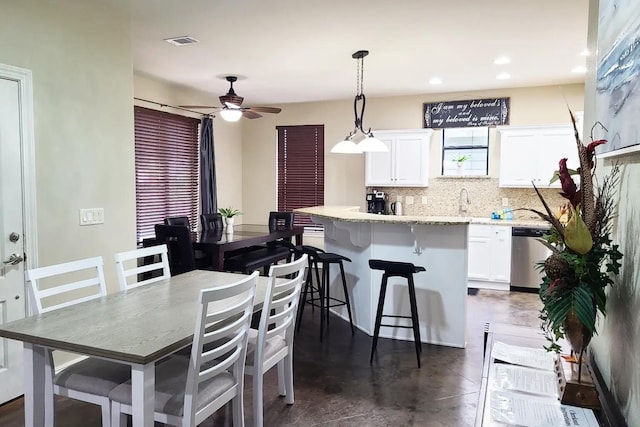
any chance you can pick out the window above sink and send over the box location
[441,127,489,177]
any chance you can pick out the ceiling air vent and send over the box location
[164,36,200,46]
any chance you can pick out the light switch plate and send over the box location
[405,196,414,205]
[421,196,428,205]
[502,198,509,207]
[79,208,105,226]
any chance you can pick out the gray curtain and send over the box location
[200,116,218,214]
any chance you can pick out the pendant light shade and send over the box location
[357,135,388,152]
[220,108,242,122]
[330,137,362,154]
[330,50,388,154]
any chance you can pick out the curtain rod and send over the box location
[133,97,214,117]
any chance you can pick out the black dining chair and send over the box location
[164,216,191,228]
[264,211,295,253]
[162,217,213,269]
[154,224,197,275]
[223,211,295,275]
[268,211,295,234]
[200,213,224,233]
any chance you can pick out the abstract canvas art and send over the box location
[595,0,640,155]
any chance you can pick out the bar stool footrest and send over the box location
[379,323,417,329]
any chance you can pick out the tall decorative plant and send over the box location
[529,110,623,381]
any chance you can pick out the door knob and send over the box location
[3,253,24,265]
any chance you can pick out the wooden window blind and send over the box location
[277,125,324,228]
[134,106,200,241]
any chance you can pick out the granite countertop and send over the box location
[295,206,550,228]
[295,206,470,225]
[469,217,551,228]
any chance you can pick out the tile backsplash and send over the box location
[369,177,567,219]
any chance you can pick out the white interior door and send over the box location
[0,75,27,403]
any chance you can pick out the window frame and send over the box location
[441,127,490,176]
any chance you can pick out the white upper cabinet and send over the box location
[498,125,579,188]
[365,129,433,187]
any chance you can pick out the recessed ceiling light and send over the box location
[164,36,200,46]
[496,72,511,80]
[580,49,590,56]
[494,56,511,65]
[572,66,588,73]
[429,78,442,85]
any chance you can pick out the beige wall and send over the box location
[241,84,584,224]
[586,0,640,425]
[0,0,134,293]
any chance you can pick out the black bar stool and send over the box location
[296,246,355,341]
[368,259,426,368]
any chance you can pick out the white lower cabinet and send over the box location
[468,224,512,291]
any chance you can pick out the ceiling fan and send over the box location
[181,76,282,121]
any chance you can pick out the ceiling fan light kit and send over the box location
[330,50,388,154]
[220,108,243,122]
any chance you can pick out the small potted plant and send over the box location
[453,154,470,175]
[218,207,242,230]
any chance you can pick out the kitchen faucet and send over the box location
[458,188,471,216]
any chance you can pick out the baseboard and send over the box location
[467,280,510,291]
[589,352,628,427]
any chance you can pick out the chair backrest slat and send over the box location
[114,244,170,291]
[26,256,107,314]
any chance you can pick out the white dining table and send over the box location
[0,269,271,427]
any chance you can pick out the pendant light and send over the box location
[331,50,388,154]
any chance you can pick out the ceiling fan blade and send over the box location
[247,106,282,114]
[243,110,262,119]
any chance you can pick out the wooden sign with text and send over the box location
[423,97,510,128]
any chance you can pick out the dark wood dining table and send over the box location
[195,224,304,271]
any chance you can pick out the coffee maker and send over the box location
[366,191,387,214]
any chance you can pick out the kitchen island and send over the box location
[296,206,470,348]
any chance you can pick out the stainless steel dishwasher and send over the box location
[510,227,551,291]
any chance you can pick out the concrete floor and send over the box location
[0,288,542,426]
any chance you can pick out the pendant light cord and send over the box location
[353,52,368,133]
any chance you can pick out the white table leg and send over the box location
[130,362,154,427]
[23,343,47,427]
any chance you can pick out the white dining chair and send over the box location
[245,254,307,427]
[109,271,259,427]
[26,256,131,427]
[114,244,171,290]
